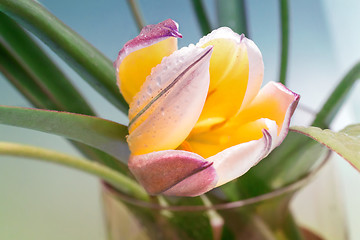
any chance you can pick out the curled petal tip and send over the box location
[114,19,182,69]
[140,19,182,39]
[128,150,218,196]
[240,33,245,41]
[163,161,218,197]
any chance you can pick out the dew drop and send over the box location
[156,77,162,86]
[147,86,152,94]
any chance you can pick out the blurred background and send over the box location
[0,0,359,239]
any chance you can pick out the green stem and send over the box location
[312,61,360,128]
[191,0,212,35]
[0,0,128,113]
[127,0,145,31]
[200,195,224,239]
[279,0,289,85]
[0,142,148,201]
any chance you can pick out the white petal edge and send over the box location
[275,83,300,147]
[240,37,264,110]
[196,27,244,46]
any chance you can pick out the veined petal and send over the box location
[193,28,250,131]
[115,19,182,103]
[128,150,218,196]
[127,46,213,155]
[207,126,275,187]
[235,81,300,146]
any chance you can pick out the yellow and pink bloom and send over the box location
[115,19,299,197]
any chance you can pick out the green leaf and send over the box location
[291,125,360,171]
[216,0,248,36]
[0,142,148,201]
[0,12,94,115]
[0,42,50,109]
[279,0,289,85]
[0,13,128,173]
[0,105,130,164]
[190,0,212,35]
[0,0,128,113]
[312,61,360,128]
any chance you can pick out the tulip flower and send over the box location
[115,19,300,197]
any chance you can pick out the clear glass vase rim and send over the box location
[103,150,331,212]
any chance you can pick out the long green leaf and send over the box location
[0,0,128,113]
[279,0,289,85]
[0,43,50,109]
[312,61,360,129]
[191,0,212,35]
[216,0,248,36]
[0,142,148,200]
[0,14,127,173]
[0,12,94,115]
[291,125,360,171]
[0,105,130,164]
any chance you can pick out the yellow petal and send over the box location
[118,38,178,103]
[193,28,250,132]
[187,119,269,158]
[234,82,299,136]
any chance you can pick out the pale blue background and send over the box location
[0,0,359,239]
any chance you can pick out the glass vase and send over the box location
[102,106,347,240]
[102,153,346,240]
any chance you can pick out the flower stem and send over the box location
[279,0,289,86]
[127,0,146,31]
[0,142,149,201]
[200,195,224,240]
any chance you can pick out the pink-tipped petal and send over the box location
[273,83,301,147]
[114,19,182,68]
[128,150,218,196]
[207,126,274,187]
[249,82,300,147]
[128,46,213,155]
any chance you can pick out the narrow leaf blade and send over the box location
[127,0,146,31]
[0,105,130,163]
[0,12,94,115]
[291,125,360,171]
[312,62,360,128]
[216,0,248,36]
[190,0,212,35]
[0,0,128,112]
[279,0,289,85]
